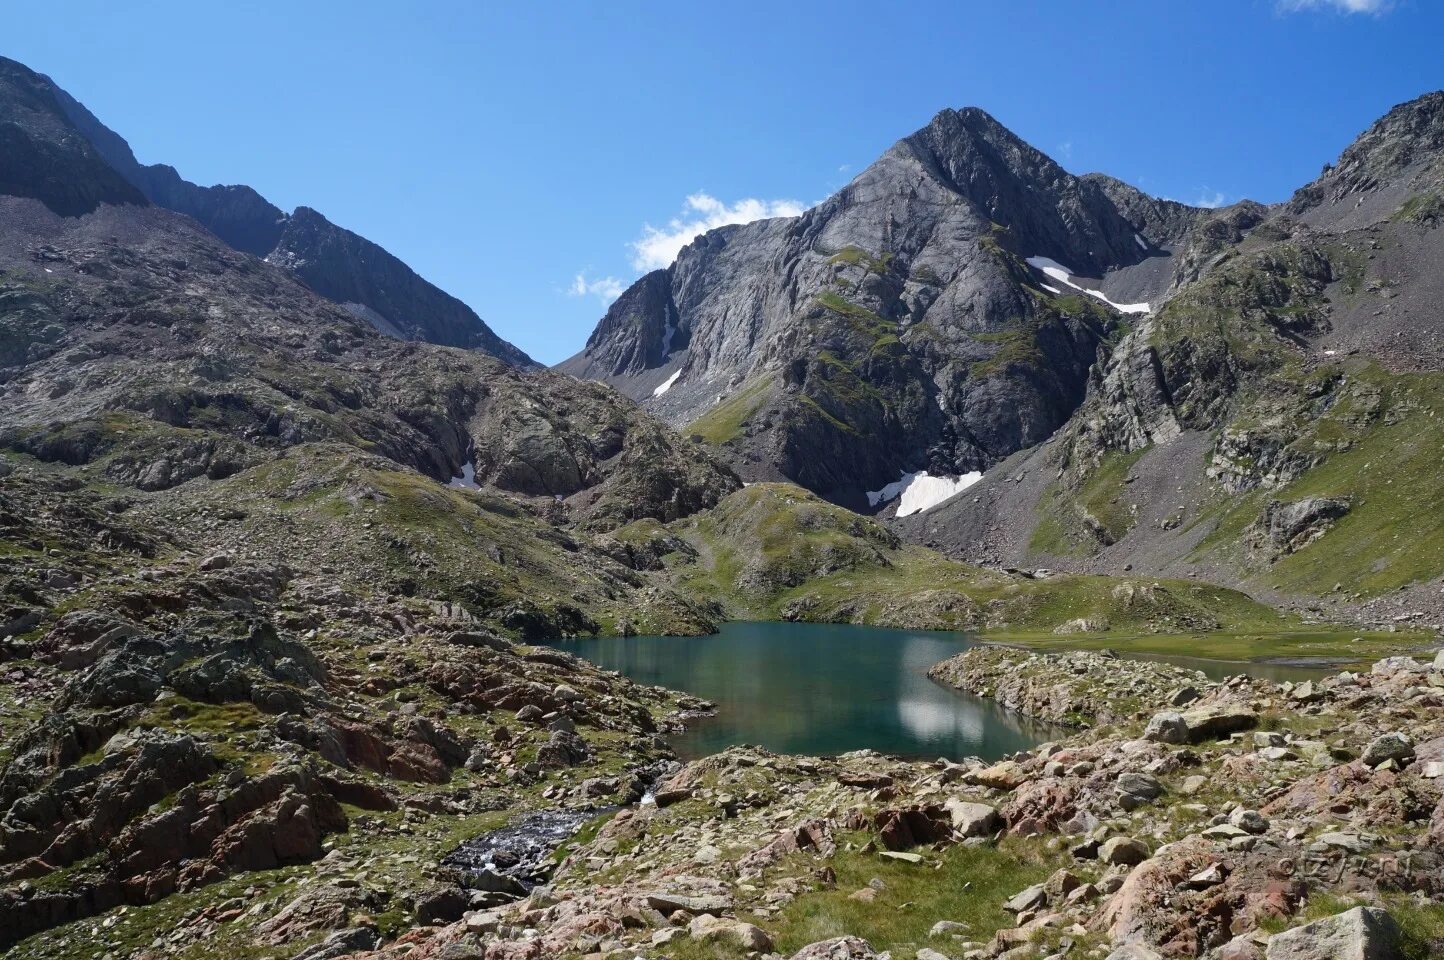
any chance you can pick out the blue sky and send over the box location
[5,0,1439,363]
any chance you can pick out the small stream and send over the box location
[441,807,611,895]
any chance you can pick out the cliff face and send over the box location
[561,107,1208,502]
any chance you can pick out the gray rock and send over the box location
[1144,712,1189,744]
[1360,732,1414,768]
[1099,836,1150,866]
[643,892,731,915]
[1250,497,1351,556]
[789,937,885,959]
[1003,883,1047,913]
[1116,772,1165,806]
[1264,906,1401,960]
[1105,945,1164,960]
[945,800,1000,838]
[1228,809,1269,834]
[688,914,773,952]
[1179,703,1258,741]
[291,928,382,960]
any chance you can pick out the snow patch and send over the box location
[652,369,682,397]
[1026,255,1151,315]
[867,470,982,517]
[1040,283,1062,294]
[1134,233,1148,251]
[447,461,481,491]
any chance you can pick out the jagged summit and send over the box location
[0,55,534,364]
[561,104,1204,503]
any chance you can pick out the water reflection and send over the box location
[546,623,1062,761]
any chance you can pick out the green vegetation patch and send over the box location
[1030,450,1145,557]
[686,376,775,446]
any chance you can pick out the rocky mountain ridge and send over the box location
[0,56,533,364]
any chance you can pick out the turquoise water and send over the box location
[546,622,1065,761]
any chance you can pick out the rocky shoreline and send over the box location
[927,648,1219,729]
[284,647,1444,960]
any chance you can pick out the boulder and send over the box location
[1360,733,1414,768]
[1144,712,1188,745]
[1105,946,1164,960]
[413,885,469,924]
[643,892,731,915]
[1179,703,1258,741]
[944,800,1000,838]
[688,914,774,952]
[790,937,885,959]
[930,919,969,938]
[968,760,1029,790]
[874,805,951,850]
[1229,809,1270,835]
[290,928,381,960]
[1251,497,1351,555]
[535,729,589,767]
[1099,836,1150,866]
[1003,883,1047,913]
[1264,906,1401,960]
[1116,772,1165,808]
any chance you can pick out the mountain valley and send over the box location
[1,49,1443,960]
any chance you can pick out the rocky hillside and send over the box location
[310,649,1444,960]
[896,91,1444,631]
[0,169,740,951]
[0,55,534,363]
[561,107,1220,504]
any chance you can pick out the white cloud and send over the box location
[630,192,806,271]
[568,272,626,303]
[1163,188,1230,209]
[1277,0,1393,14]
[1057,141,1074,161]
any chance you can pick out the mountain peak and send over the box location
[1288,89,1444,221]
[0,56,148,216]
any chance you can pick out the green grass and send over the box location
[827,245,894,275]
[1263,371,1444,595]
[1395,190,1443,226]
[1030,450,1145,556]
[686,376,775,446]
[673,484,1410,655]
[970,325,1046,378]
[991,625,1428,665]
[757,835,1059,960]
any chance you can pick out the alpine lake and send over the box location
[544,621,1330,762]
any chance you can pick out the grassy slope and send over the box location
[1032,221,1444,611]
[665,483,1418,661]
